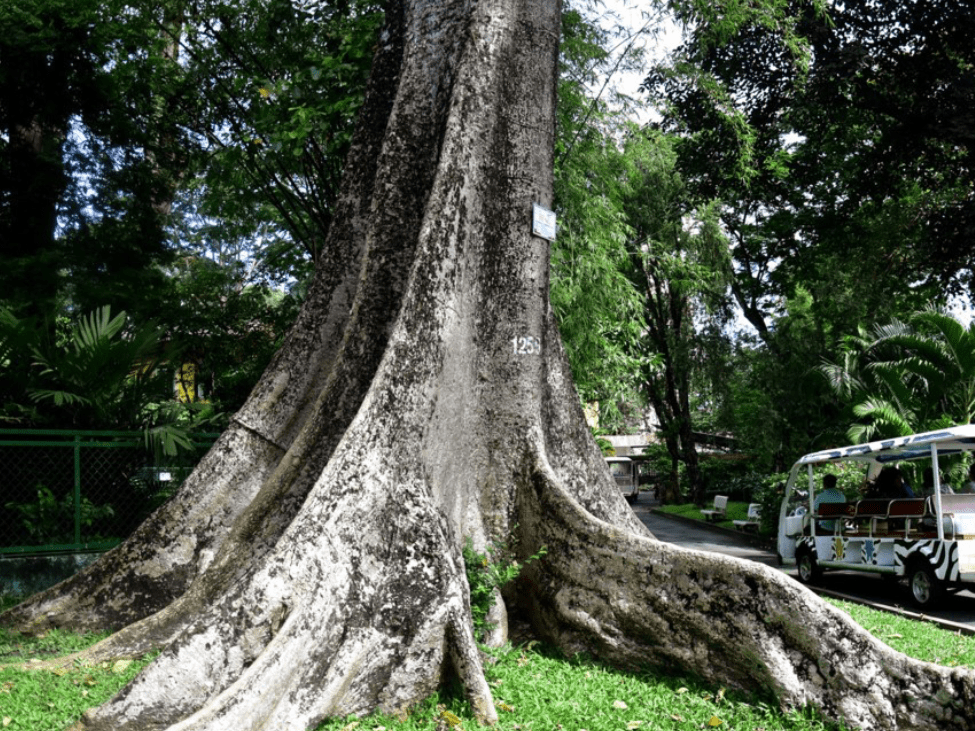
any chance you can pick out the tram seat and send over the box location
[813,502,851,533]
[852,499,890,534]
[888,498,926,536]
[888,499,925,518]
[854,499,890,517]
[816,502,851,518]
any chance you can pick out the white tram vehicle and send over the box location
[777,425,975,608]
[606,456,640,503]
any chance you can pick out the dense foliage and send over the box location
[0,0,381,428]
[551,3,650,430]
[639,0,974,470]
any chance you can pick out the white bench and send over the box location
[701,495,728,522]
[733,502,761,531]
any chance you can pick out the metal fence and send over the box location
[0,429,219,556]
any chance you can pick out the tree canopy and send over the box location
[647,0,974,332]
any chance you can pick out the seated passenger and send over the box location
[922,470,955,495]
[813,474,845,532]
[961,464,975,494]
[866,466,913,499]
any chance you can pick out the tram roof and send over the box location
[795,425,975,467]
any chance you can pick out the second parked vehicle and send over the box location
[606,457,640,503]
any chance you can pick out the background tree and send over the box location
[0,0,193,320]
[550,2,652,431]
[622,131,732,502]
[0,0,380,428]
[164,0,384,281]
[641,0,974,467]
[649,0,973,326]
[155,254,300,415]
[713,288,848,470]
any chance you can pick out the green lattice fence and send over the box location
[0,429,219,555]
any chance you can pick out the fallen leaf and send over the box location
[112,659,132,674]
[496,701,515,713]
[613,700,628,710]
[707,716,723,726]
[441,710,462,727]
[626,721,642,729]
[3,717,10,727]
[676,687,689,694]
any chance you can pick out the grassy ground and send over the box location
[311,643,846,731]
[0,622,154,729]
[655,500,759,534]
[833,597,975,668]
[3,591,975,731]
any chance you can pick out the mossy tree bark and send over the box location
[4,1,975,730]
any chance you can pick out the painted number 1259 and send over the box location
[512,336,541,355]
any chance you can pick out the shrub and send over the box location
[5,484,114,545]
[462,537,546,642]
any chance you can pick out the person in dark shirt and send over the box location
[867,466,914,499]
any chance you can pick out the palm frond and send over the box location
[27,389,93,407]
[144,424,196,459]
[869,318,911,344]
[847,422,877,445]
[73,306,127,352]
[819,359,864,399]
[852,397,914,437]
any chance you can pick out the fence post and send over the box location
[74,435,82,546]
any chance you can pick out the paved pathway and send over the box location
[631,500,778,566]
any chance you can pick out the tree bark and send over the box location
[5,2,975,730]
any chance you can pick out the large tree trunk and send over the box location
[5,2,975,730]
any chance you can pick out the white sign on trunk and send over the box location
[532,203,556,241]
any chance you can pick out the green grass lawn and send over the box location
[1,593,973,731]
[655,500,759,533]
[0,623,155,730]
[312,643,845,731]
